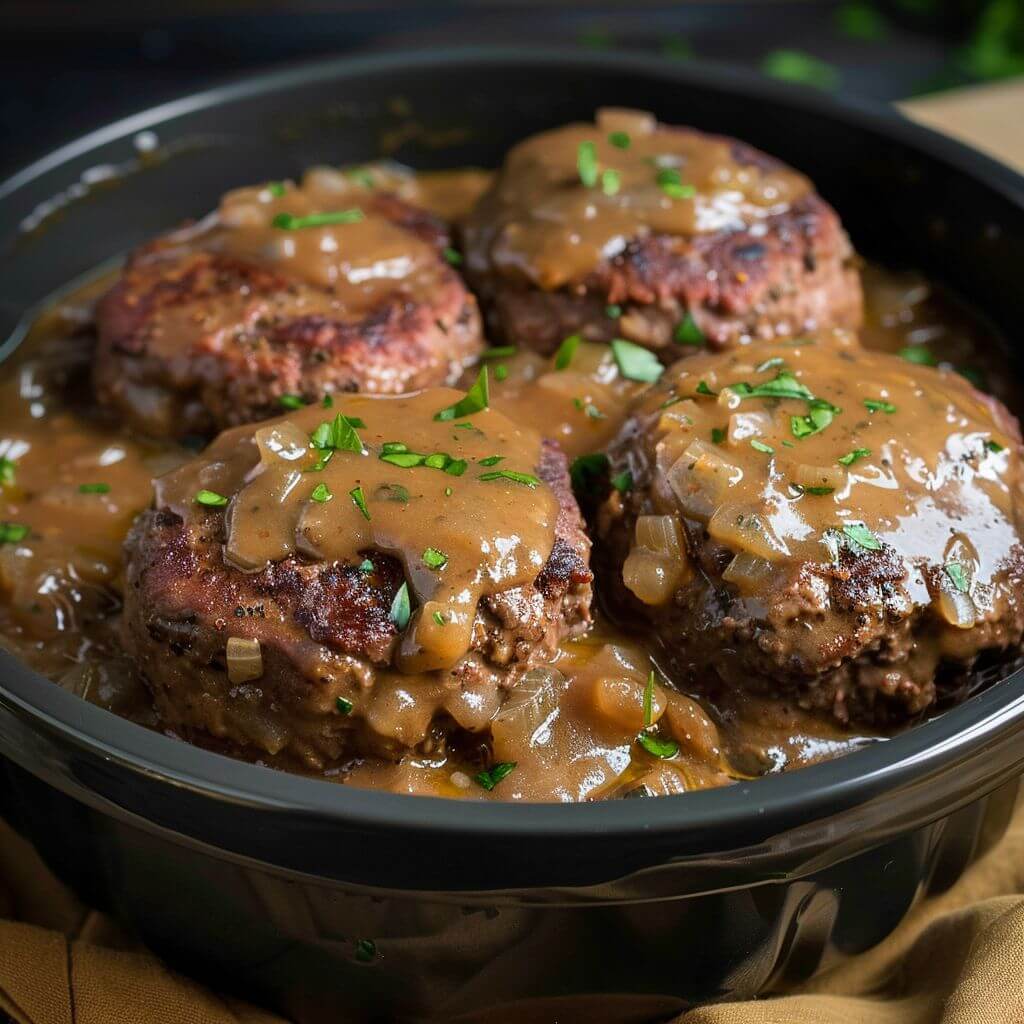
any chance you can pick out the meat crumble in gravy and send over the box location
[0,157,1019,802]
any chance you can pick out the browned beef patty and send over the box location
[122,390,592,769]
[463,108,862,356]
[95,178,484,439]
[597,334,1024,726]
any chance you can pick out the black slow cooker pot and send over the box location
[1,48,1023,1024]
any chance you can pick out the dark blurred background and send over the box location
[2,0,1022,176]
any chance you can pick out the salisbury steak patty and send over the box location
[463,107,862,356]
[598,333,1024,726]
[96,167,483,439]
[123,388,592,767]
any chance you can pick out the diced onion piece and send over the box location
[794,464,845,492]
[591,675,665,732]
[728,411,772,444]
[491,667,565,760]
[937,588,977,629]
[657,398,703,434]
[667,441,743,520]
[619,310,671,348]
[664,693,722,760]
[708,504,787,560]
[254,422,310,465]
[623,515,689,605]
[596,107,656,135]
[219,201,265,228]
[226,637,264,684]
[722,552,774,593]
[302,165,352,194]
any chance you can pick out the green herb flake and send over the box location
[864,398,896,413]
[570,452,609,496]
[608,130,631,149]
[898,345,937,366]
[731,369,814,402]
[836,2,890,42]
[278,394,306,410]
[0,522,29,544]
[656,167,696,200]
[838,447,871,466]
[711,427,726,444]
[751,439,775,454]
[380,451,424,468]
[444,486,453,496]
[349,486,371,521]
[494,364,508,382]
[423,547,448,570]
[267,181,286,197]
[791,483,835,496]
[354,938,376,963]
[0,457,15,487]
[842,522,881,551]
[479,455,504,467]
[674,312,705,346]
[310,482,332,502]
[479,469,540,488]
[358,559,374,574]
[601,168,621,196]
[577,141,599,188]
[389,581,411,631]
[611,470,633,493]
[606,304,622,319]
[985,439,1005,454]
[554,334,581,371]
[322,394,334,409]
[638,733,680,759]
[445,459,468,477]
[443,246,462,266]
[475,761,517,791]
[78,482,110,494]
[695,380,717,397]
[611,339,663,383]
[336,696,354,715]
[432,611,446,626]
[195,489,229,508]
[481,346,516,360]
[945,562,970,593]
[790,399,839,439]
[642,670,656,728]
[762,49,840,91]
[434,366,489,421]
[272,209,364,230]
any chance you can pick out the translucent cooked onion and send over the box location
[708,504,786,560]
[591,675,665,732]
[491,667,566,761]
[218,201,265,228]
[657,398,703,434]
[302,165,350,194]
[728,411,772,444]
[596,107,656,135]
[226,636,264,684]
[664,693,722,761]
[667,442,742,520]
[254,423,310,466]
[623,515,689,606]
[722,551,774,591]
[937,588,977,629]
[794,464,845,491]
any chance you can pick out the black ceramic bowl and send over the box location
[2,48,1024,1024]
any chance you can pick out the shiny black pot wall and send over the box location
[2,49,1024,1024]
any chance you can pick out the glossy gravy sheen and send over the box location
[0,168,1013,802]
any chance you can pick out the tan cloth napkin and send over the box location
[3,78,1024,1024]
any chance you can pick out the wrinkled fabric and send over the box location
[1,802,1023,1024]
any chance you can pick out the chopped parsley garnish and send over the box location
[791,399,839,439]
[574,399,604,420]
[842,522,881,551]
[336,696,353,715]
[611,470,633,493]
[423,547,448,570]
[267,181,286,196]
[322,394,334,408]
[479,469,540,488]
[310,482,332,502]
[349,486,370,520]
[0,522,29,544]
[432,610,446,626]
[434,366,489,421]
[271,209,363,230]
[601,169,621,196]
[481,346,516,360]
[730,369,814,402]
[638,733,680,759]
[751,439,775,454]
[279,394,306,410]
[608,130,631,149]
[311,412,365,455]
[611,339,663,383]
[986,439,1005,454]
[606,304,622,319]
[389,582,411,630]
[195,489,229,507]
[346,167,375,188]
[379,450,422,468]
[791,483,835,496]
[444,486,453,496]
[945,562,970,593]
[762,49,840,91]
[577,141,599,187]
[695,380,717,397]
[674,312,705,346]
[642,670,655,727]
[838,447,871,466]
[479,455,504,467]
[475,761,517,791]
[358,559,374,573]
[656,167,696,200]
[354,939,376,963]
[443,246,462,266]
[0,457,15,487]
[864,398,897,414]
[554,334,580,370]
[78,482,110,494]
[898,345,937,366]
[570,452,609,496]
[494,363,508,382]
[711,427,726,444]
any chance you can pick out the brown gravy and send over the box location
[0,171,1013,802]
